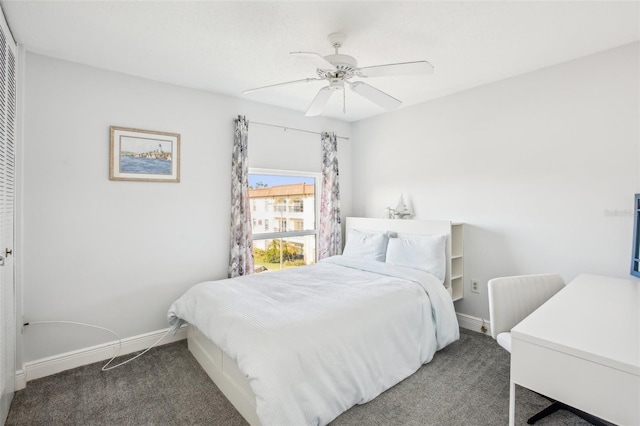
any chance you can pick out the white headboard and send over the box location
[345,217,463,300]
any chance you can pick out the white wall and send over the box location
[19,53,351,364]
[351,42,640,322]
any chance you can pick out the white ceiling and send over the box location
[1,1,639,122]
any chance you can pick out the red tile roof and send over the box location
[249,182,314,198]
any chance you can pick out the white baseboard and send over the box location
[457,312,491,335]
[15,369,25,390]
[15,326,187,390]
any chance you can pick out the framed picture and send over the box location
[110,126,180,182]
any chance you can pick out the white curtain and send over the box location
[318,132,342,259]
[229,115,254,277]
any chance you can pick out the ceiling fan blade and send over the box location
[290,51,336,70]
[243,77,322,94]
[349,81,401,110]
[305,86,334,116]
[358,60,434,78]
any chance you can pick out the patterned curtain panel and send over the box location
[229,115,254,277]
[318,132,342,259]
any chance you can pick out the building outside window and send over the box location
[249,169,319,272]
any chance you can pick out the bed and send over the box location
[168,217,460,426]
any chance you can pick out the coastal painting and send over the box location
[110,126,180,182]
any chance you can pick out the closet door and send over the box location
[0,7,16,423]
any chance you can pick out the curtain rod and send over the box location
[249,121,350,141]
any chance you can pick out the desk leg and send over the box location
[509,380,515,426]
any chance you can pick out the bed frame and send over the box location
[187,217,457,425]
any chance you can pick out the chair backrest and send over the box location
[488,273,565,340]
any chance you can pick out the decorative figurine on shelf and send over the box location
[384,194,412,219]
[394,194,412,219]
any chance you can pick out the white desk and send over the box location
[509,274,639,425]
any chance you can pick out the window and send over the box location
[276,219,287,233]
[291,198,304,213]
[274,198,287,213]
[249,169,319,272]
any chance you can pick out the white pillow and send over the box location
[385,234,447,281]
[342,229,390,262]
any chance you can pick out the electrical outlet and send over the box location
[471,279,480,294]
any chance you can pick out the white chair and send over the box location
[488,274,565,353]
[488,274,606,426]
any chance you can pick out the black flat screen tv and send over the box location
[632,194,640,278]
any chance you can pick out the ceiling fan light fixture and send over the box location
[329,80,344,90]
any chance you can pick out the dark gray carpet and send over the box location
[6,329,601,425]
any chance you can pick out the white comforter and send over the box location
[167,256,459,426]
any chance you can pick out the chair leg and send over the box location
[527,402,562,424]
[527,401,608,426]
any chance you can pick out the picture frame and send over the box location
[110,126,181,182]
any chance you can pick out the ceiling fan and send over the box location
[243,32,434,116]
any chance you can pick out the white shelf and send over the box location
[450,224,464,301]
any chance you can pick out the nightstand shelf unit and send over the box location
[450,223,464,301]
